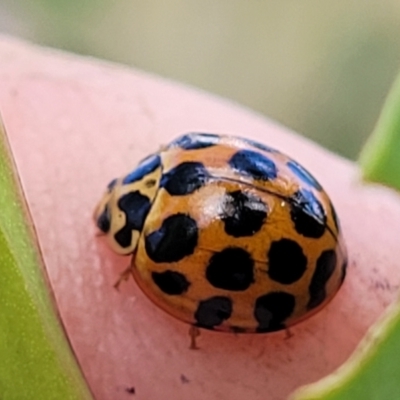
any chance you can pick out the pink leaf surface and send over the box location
[1,36,400,400]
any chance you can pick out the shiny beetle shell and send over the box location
[94,133,347,333]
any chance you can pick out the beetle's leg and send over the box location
[284,327,293,339]
[189,326,201,350]
[114,264,135,290]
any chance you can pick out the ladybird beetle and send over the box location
[94,132,347,346]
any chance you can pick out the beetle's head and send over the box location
[94,154,162,255]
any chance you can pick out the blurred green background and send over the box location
[1,0,400,160]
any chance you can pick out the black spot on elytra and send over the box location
[267,239,307,284]
[287,160,323,191]
[114,192,152,248]
[229,149,277,181]
[168,133,220,150]
[160,162,210,195]
[220,190,268,237]
[289,189,326,238]
[254,292,295,332]
[242,138,278,153]
[307,250,337,310]
[152,270,190,295]
[145,214,198,262]
[206,248,254,291]
[96,205,110,233]
[194,296,233,329]
[122,154,161,184]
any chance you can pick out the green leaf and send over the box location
[291,68,400,400]
[0,118,93,400]
[359,70,400,191]
[290,299,400,400]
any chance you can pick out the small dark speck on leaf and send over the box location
[373,278,399,293]
[180,374,190,384]
[125,386,136,395]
